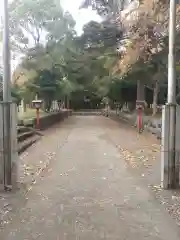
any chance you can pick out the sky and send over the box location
[0,0,101,71]
[61,0,101,34]
[0,0,101,35]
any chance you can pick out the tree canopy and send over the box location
[9,0,180,114]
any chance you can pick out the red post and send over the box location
[137,107,143,133]
[36,108,40,129]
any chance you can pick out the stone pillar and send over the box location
[0,103,19,190]
[11,103,19,190]
[161,105,180,188]
[0,104,4,189]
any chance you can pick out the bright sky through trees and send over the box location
[61,0,101,35]
[0,0,101,35]
[0,0,101,70]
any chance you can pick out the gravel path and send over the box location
[0,116,180,239]
[0,118,73,226]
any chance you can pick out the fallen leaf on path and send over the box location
[153,185,162,190]
[172,196,180,201]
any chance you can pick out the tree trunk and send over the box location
[67,96,70,109]
[137,80,145,102]
[152,81,159,116]
[45,99,52,112]
[64,96,67,109]
[23,99,26,112]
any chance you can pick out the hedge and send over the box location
[18,110,72,130]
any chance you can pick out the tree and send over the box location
[11,0,141,112]
[30,69,60,111]
[110,0,172,115]
[11,84,22,106]
[80,0,125,15]
[9,0,75,53]
[77,20,122,52]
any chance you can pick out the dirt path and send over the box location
[0,116,180,239]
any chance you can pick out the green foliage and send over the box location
[77,20,122,51]
[11,84,22,105]
[80,0,125,15]
[10,0,180,112]
[9,0,75,52]
[108,79,136,103]
[10,0,127,110]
